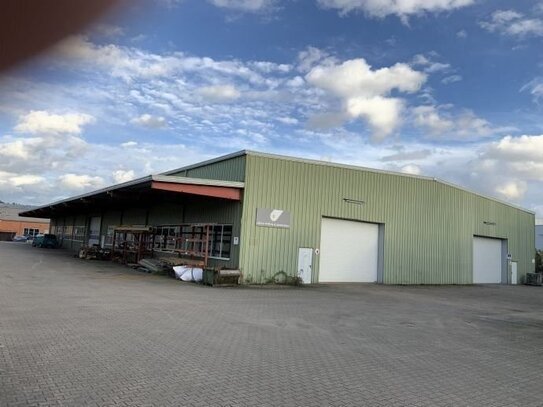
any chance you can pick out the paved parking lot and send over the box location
[1,242,542,406]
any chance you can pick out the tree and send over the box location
[536,250,543,274]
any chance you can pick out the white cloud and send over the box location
[52,35,279,87]
[346,96,405,139]
[90,23,125,38]
[411,53,451,74]
[424,62,451,73]
[197,84,241,103]
[47,37,434,142]
[466,135,543,205]
[10,175,44,187]
[208,0,276,12]
[131,114,167,128]
[521,77,543,103]
[412,105,454,135]
[381,148,432,162]
[59,174,105,191]
[0,134,88,174]
[307,112,350,130]
[481,9,543,38]
[14,110,94,135]
[400,164,421,175]
[305,58,426,138]
[441,75,462,84]
[307,58,426,98]
[121,141,138,148]
[250,61,291,73]
[112,170,136,183]
[276,116,299,125]
[297,46,333,73]
[412,105,508,139]
[53,36,184,82]
[0,138,33,160]
[411,51,452,74]
[457,29,467,38]
[0,172,45,188]
[495,180,528,200]
[455,112,498,137]
[317,0,474,20]
[482,135,543,163]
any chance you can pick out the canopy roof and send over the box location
[20,175,244,218]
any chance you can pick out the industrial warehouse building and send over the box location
[21,150,535,285]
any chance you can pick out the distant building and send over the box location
[0,204,50,240]
[537,225,543,251]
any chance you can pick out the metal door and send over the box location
[319,218,378,283]
[88,217,101,246]
[473,236,502,283]
[297,248,313,284]
[511,261,517,285]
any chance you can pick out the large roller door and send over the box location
[318,218,379,283]
[473,236,503,284]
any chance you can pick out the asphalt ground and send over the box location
[1,242,542,406]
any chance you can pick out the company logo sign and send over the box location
[256,208,291,228]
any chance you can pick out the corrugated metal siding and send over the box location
[100,210,122,245]
[147,203,184,225]
[239,155,535,284]
[121,208,147,225]
[169,156,246,182]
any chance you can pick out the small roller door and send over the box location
[473,236,503,284]
[319,218,378,283]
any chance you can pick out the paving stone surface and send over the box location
[0,242,542,406]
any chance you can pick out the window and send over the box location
[154,225,181,251]
[23,228,40,237]
[104,225,115,247]
[63,225,73,240]
[73,226,87,242]
[210,225,232,259]
[152,224,233,260]
[53,225,63,238]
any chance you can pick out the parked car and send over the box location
[12,235,28,242]
[32,234,59,248]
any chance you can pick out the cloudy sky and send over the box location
[0,0,542,219]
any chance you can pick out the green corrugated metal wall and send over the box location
[169,155,246,182]
[239,154,535,284]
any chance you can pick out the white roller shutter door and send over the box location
[473,236,502,284]
[319,218,378,283]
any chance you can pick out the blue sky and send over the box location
[0,0,542,220]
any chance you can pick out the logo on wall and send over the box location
[256,208,291,228]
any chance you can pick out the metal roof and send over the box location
[20,149,534,217]
[164,150,534,214]
[19,175,244,217]
[152,175,244,188]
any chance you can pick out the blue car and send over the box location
[32,234,59,248]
